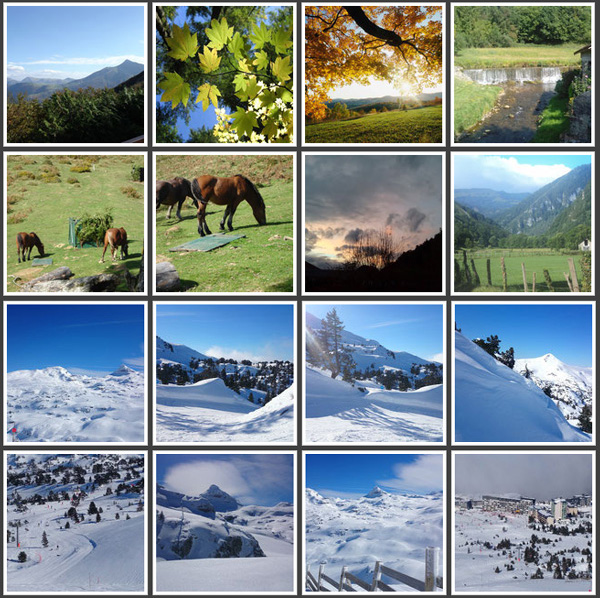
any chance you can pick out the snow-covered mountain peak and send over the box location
[109,364,138,377]
[201,485,241,511]
[364,485,388,499]
[41,365,76,380]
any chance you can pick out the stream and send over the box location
[458,66,564,143]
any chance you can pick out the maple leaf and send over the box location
[271,29,292,54]
[249,21,270,49]
[166,23,198,61]
[158,72,191,108]
[231,108,258,139]
[253,50,269,71]
[198,46,222,73]
[228,32,245,60]
[262,117,279,139]
[206,18,233,51]
[233,73,248,92]
[195,83,221,111]
[271,56,292,82]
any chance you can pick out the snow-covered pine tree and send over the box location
[42,531,48,548]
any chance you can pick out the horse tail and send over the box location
[183,178,198,208]
[190,177,206,205]
[235,175,265,209]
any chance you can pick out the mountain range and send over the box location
[454,163,592,244]
[6,365,144,443]
[7,60,144,101]
[329,92,442,110]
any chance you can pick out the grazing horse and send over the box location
[100,228,129,263]
[156,177,198,220]
[16,232,45,263]
[190,174,267,237]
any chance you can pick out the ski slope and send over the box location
[156,379,294,442]
[454,333,591,443]
[305,367,443,443]
[6,366,144,443]
[306,487,443,591]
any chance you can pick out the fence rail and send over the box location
[307,547,442,592]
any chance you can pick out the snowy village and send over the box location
[5,453,145,592]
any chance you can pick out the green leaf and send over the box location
[276,86,293,103]
[233,73,248,92]
[228,32,245,60]
[158,72,191,108]
[199,46,222,73]
[206,17,233,51]
[271,56,292,82]
[231,108,258,139]
[253,50,269,71]
[271,29,292,54]
[195,83,221,111]
[245,77,261,99]
[166,23,198,61]
[249,21,270,49]
[237,57,251,73]
[259,88,276,107]
[262,117,279,140]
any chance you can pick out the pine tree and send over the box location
[126,513,131,520]
[65,521,70,529]
[578,404,592,433]
[317,309,355,379]
[96,512,101,523]
[18,551,27,563]
[88,501,98,515]
[115,512,120,520]
[42,531,48,548]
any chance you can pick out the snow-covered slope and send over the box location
[306,487,443,590]
[6,366,144,443]
[156,336,209,365]
[306,312,438,373]
[156,382,294,443]
[156,484,294,592]
[6,453,145,592]
[514,354,593,423]
[305,367,443,443]
[455,333,591,443]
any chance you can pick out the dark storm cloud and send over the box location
[344,228,365,243]
[386,208,427,232]
[305,154,442,225]
[305,228,318,251]
[455,454,592,501]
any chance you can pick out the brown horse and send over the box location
[156,177,198,220]
[100,228,129,263]
[190,174,267,236]
[16,232,45,263]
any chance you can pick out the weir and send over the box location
[462,66,563,85]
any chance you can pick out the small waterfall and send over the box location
[462,66,563,85]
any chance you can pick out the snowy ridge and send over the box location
[156,336,209,365]
[6,366,144,442]
[305,367,443,443]
[455,333,591,442]
[306,487,443,589]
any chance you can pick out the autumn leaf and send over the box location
[206,17,233,51]
[166,23,198,61]
[195,83,221,111]
[249,21,270,49]
[231,108,258,138]
[158,72,191,108]
[198,46,222,73]
[271,56,292,82]
[237,57,251,73]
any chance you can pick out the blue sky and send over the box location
[454,154,592,193]
[7,304,145,375]
[156,304,294,361]
[157,453,294,505]
[455,303,593,366]
[306,304,443,362]
[7,5,145,81]
[306,453,443,499]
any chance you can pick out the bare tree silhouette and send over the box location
[343,227,400,269]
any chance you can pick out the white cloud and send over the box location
[67,367,112,377]
[364,318,421,329]
[316,488,365,500]
[205,341,290,362]
[123,356,145,368]
[13,54,144,67]
[454,155,572,193]
[428,352,444,363]
[378,454,443,493]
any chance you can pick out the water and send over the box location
[462,66,562,85]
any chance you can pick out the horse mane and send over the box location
[235,174,265,208]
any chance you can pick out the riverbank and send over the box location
[454,78,502,135]
[455,44,581,69]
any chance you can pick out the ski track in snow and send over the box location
[305,367,443,443]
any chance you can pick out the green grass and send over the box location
[6,155,144,292]
[532,95,570,142]
[305,105,442,143]
[454,79,502,135]
[155,154,293,293]
[455,44,581,69]
[455,249,587,292]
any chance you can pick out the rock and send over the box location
[268,234,281,241]
[562,90,591,143]
[22,267,73,289]
[156,261,180,292]
[504,105,511,109]
[25,273,120,292]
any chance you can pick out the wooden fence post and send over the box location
[339,566,347,591]
[501,257,508,292]
[532,272,536,293]
[563,272,573,292]
[318,563,325,591]
[470,259,480,286]
[371,561,382,591]
[425,547,440,592]
[486,258,492,286]
[462,251,471,283]
[521,263,528,292]
[568,258,580,292]
[543,269,554,292]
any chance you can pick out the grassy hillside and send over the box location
[6,155,144,292]
[155,154,294,293]
[454,79,502,136]
[305,105,442,144]
[455,44,582,69]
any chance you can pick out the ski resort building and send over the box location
[553,498,567,520]
[482,495,536,513]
